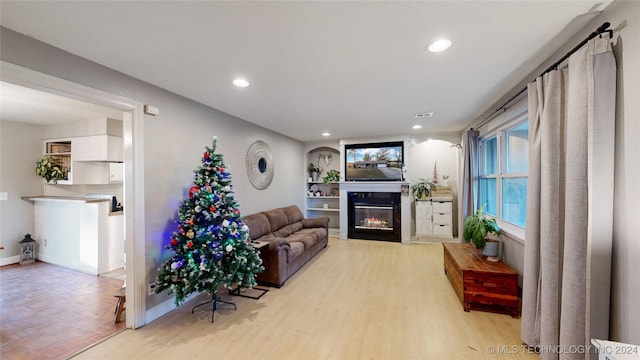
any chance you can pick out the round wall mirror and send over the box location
[258,158,267,173]
[246,140,274,190]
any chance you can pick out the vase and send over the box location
[482,240,500,258]
[311,171,319,182]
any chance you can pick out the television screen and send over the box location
[344,141,404,181]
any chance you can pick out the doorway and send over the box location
[0,60,145,330]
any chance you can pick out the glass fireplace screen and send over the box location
[354,205,394,231]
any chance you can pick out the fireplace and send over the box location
[348,192,401,242]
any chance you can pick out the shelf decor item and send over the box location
[322,169,340,184]
[35,155,65,184]
[19,233,37,265]
[308,163,320,182]
[442,174,450,186]
[410,178,436,200]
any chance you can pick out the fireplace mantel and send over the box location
[339,182,411,244]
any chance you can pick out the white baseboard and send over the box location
[0,255,20,266]
[145,292,199,324]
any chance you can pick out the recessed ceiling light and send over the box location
[412,125,423,130]
[233,78,250,87]
[322,132,331,137]
[428,39,451,52]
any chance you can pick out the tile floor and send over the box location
[0,261,126,359]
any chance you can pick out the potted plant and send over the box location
[442,174,450,186]
[410,178,436,200]
[308,163,320,182]
[322,169,340,184]
[463,204,502,257]
[35,155,65,184]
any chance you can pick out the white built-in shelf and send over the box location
[307,196,339,199]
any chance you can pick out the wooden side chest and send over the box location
[443,242,519,317]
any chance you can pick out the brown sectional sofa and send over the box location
[242,205,329,287]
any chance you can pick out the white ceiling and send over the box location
[0,1,610,142]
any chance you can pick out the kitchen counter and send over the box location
[22,196,123,215]
[22,195,110,203]
[23,195,124,275]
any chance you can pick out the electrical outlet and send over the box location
[0,192,7,201]
[44,238,47,247]
[148,282,156,296]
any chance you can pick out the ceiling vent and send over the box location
[414,112,434,119]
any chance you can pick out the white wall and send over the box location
[0,27,306,312]
[407,139,458,187]
[0,120,43,264]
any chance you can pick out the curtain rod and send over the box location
[474,21,612,129]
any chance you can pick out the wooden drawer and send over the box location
[433,224,452,237]
[432,201,451,213]
[433,213,451,224]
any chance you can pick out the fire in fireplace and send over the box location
[348,192,401,242]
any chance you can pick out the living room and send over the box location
[0,1,638,359]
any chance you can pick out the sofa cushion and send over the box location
[242,213,271,240]
[281,205,304,224]
[288,241,305,262]
[272,222,303,238]
[263,209,289,232]
[297,227,328,242]
[287,233,318,250]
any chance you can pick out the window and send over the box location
[478,120,529,230]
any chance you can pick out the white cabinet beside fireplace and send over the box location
[415,200,433,236]
[415,198,453,238]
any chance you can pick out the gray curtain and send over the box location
[521,36,616,360]
[461,129,479,232]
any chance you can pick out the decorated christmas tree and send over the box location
[154,137,264,307]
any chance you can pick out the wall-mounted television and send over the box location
[344,141,404,181]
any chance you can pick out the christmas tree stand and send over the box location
[191,293,236,323]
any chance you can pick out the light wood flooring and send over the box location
[0,262,125,359]
[74,237,539,359]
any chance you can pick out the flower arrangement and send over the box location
[35,155,65,184]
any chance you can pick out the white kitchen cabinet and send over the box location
[72,135,123,162]
[42,136,124,185]
[72,161,123,184]
[109,162,124,182]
